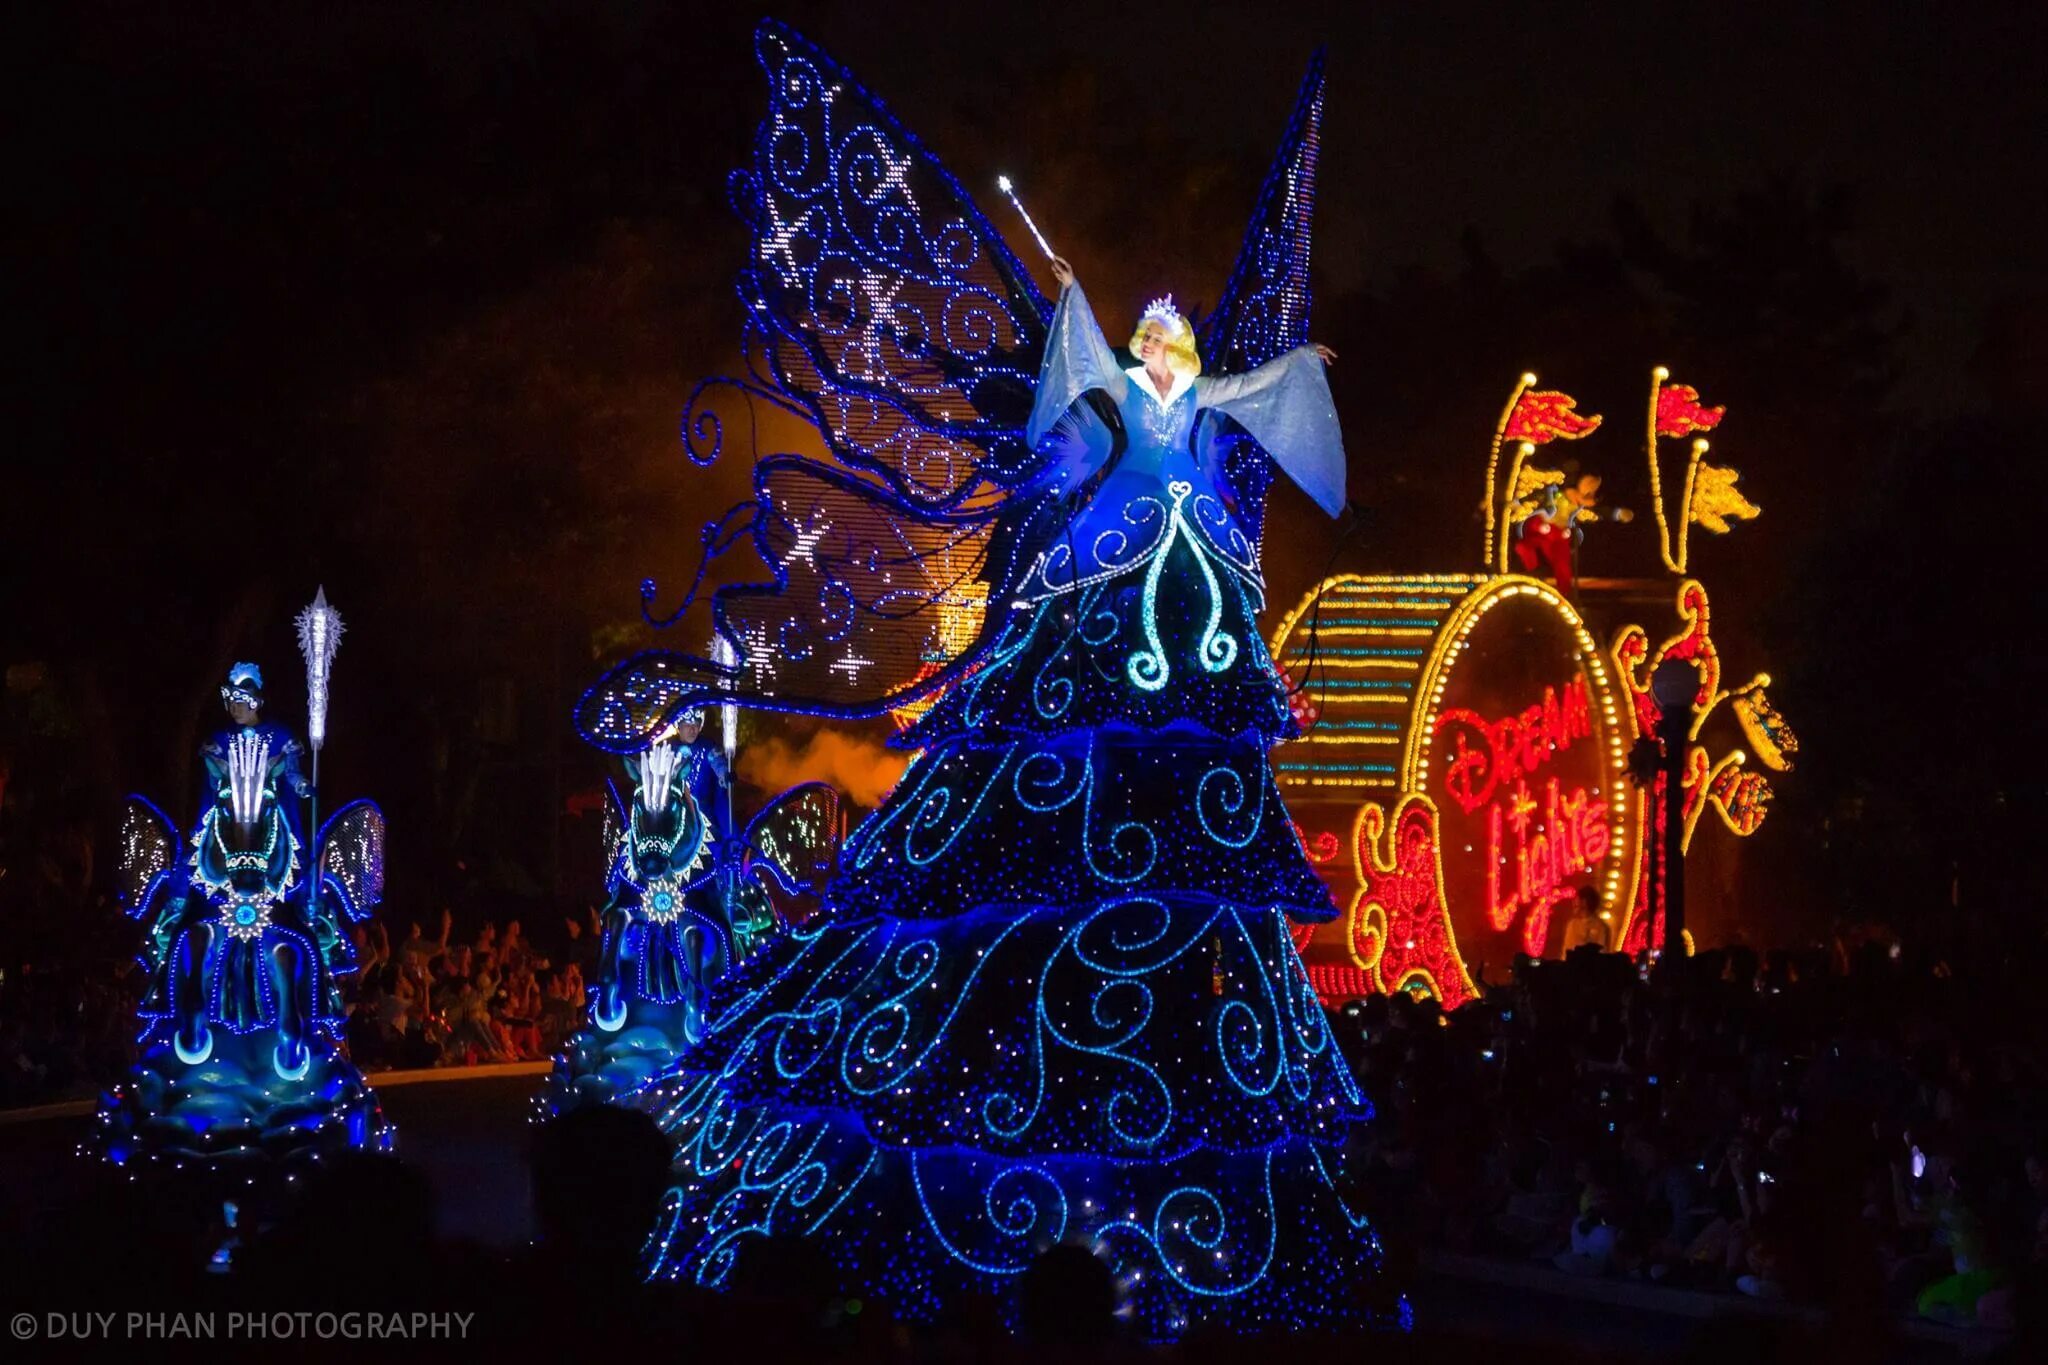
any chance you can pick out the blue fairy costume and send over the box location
[573,22,1406,1337]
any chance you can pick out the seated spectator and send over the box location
[540,970,583,1052]
[401,909,452,985]
[1912,1159,2008,1323]
[499,966,543,1060]
[500,919,533,976]
[1561,887,1611,954]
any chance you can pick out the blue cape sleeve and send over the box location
[1195,346,1347,517]
[1025,282,1127,451]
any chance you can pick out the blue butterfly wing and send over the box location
[601,778,628,896]
[315,799,386,921]
[115,795,180,922]
[736,19,1052,506]
[1196,52,1327,546]
[742,780,843,896]
[579,20,1051,751]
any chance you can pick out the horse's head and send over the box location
[630,790,706,883]
[214,730,286,898]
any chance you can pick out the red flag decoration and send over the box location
[1656,382,1726,437]
[1505,389,1603,444]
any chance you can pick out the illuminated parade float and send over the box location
[568,19,1406,1337]
[1271,573,1634,1006]
[96,592,394,1172]
[541,702,843,1114]
[1273,373,1795,1008]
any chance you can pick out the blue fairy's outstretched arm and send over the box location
[1196,348,1347,517]
[1026,281,1126,450]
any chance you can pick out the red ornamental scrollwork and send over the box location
[1616,579,1717,739]
[1612,577,1785,952]
[1291,821,1343,865]
[1349,799,1474,1009]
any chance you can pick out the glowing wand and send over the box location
[710,632,739,767]
[295,585,344,921]
[996,175,1056,262]
[711,630,743,950]
[295,586,344,786]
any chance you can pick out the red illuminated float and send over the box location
[1271,371,1792,1007]
[1270,576,1637,1006]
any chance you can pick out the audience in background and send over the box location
[0,891,615,1098]
[5,772,2045,1346]
[1338,937,2048,1332]
[339,906,607,1068]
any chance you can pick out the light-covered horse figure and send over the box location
[100,662,390,1170]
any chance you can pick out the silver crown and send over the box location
[1140,294,1184,330]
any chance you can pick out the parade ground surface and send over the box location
[0,1070,1976,1361]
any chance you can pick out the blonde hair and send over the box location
[1129,311,1202,381]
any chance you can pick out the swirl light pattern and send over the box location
[634,897,1401,1333]
[589,19,1400,1338]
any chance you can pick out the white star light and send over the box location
[829,649,874,680]
[845,268,906,382]
[784,522,825,567]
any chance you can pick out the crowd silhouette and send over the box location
[8,924,2048,1360]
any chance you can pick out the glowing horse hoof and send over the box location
[594,996,627,1034]
[174,1027,214,1066]
[272,1041,311,1081]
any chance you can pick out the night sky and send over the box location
[8,2,2045,921]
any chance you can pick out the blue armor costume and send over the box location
[100,662,390,1170]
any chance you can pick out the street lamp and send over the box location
[1648,657,1700,959]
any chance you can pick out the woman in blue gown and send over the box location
[630,262,1403,1336]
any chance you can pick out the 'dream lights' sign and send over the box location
[1437,676,1609,954]
[1420,589,1631,968]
